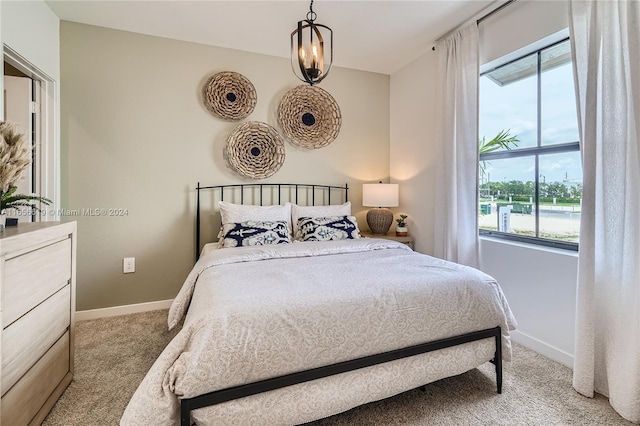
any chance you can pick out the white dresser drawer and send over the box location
[1,332,70,426]
[0,221,76,425]
[3,238,72,327]
[2,285,71,395]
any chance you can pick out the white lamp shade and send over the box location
[362,183,399,207]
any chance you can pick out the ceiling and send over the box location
[45,0,497,75]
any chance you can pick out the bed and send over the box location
[121,183,516,426]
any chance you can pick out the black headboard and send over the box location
[196,183,349,259]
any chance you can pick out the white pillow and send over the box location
[291,202,352,240]
[216,201,293,245]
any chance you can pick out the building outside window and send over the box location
[478,38,582,251]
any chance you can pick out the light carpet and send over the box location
[42,310,632,426]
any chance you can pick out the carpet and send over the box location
[42,310,632,425]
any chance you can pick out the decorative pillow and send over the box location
[298,215,362,242]
[221,220,291,248]
[216,201,293,246]
[292,202,352,240]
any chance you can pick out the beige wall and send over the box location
[61,22,390,311]
[389,51,438,255]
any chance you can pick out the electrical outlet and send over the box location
[123,257,135,274]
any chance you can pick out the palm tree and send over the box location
[479,129,519,179]
[480,129,519,155]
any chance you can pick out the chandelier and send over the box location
[291,0,333,86]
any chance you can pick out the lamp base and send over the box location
[366,208,393,235]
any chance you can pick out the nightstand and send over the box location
[362,232,414,250]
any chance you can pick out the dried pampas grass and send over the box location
[0,121,31,193]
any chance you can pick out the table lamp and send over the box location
[362,182,399,234]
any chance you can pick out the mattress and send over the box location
[121,239,516,425]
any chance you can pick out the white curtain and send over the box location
[570,1,640,423]
[433,24,480,268]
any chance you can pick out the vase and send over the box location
[0,214,5,232]
[396,226,408,237]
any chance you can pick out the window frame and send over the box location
[478,37,580,252]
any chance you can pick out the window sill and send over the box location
[479,235,579,258]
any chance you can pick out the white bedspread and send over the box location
[121,239,516,426]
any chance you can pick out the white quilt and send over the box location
[121,239,516,426]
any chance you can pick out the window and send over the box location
[478,38,582,251]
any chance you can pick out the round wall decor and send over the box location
[226,121,285,179]
[277,85,342,149]
[202,71,257,120]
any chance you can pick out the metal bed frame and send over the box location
[184,182,503,426]
[196,182,349,260]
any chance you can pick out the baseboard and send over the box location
[511,330,574,369]
[75,299,173,322]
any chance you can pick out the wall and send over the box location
[479,0,570,68]
[60,22,390,311]
[390,0,577,367]
[480,238,577,367]
[389,52,438,255]
[1,0,61,215]
[1,0,59,81]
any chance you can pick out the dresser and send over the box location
[0,222,77,426]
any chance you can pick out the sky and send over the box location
[479,56,583,186]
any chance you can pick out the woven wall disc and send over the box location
[277,85,342,149]
[202,71,257,120]
[226,122,285,179]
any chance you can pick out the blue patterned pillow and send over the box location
[221,220,291,248]
[298,216,362,241]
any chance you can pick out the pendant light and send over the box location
[291,0,333,86]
